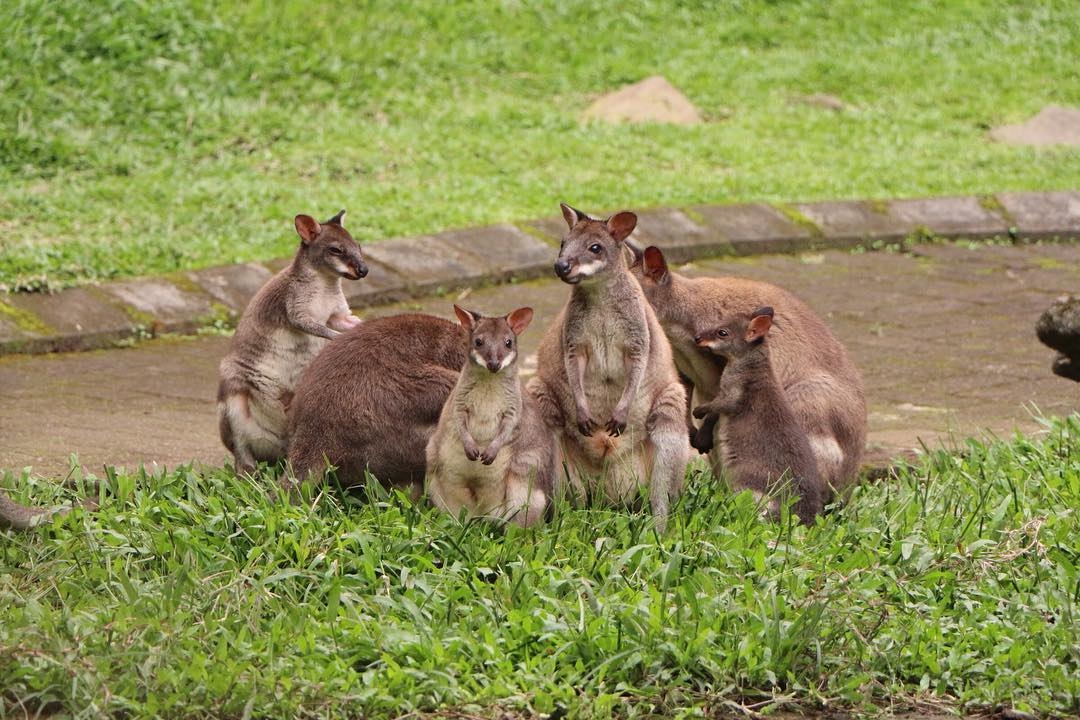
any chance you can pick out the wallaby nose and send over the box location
[355,261,368,279]
[693,334,704,345]
[486,360,501,373]
[554,259,572,278]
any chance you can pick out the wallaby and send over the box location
[630,245,866,501]
[426,305,555,527]
[693,307,823,524]
[528,204,690,531]
[217,210,367,474]
[286,313,468,498]
[1,489,97,531]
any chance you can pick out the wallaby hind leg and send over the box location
[502,472,547,528]
[646,380,692,532]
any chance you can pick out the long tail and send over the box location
[0,490,96,531]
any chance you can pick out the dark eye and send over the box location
[474,338,484,347]
[328,246,343,256]
[504,339,512,348]
[718,329,729,337]
[588,243,602,254]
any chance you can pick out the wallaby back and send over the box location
[286,313,468,496]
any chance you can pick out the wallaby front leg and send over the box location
[291,313,340,341]
[565,343,597,435]
[454,409,481,461]
[693,383,744,419]
[608,344,646,436]
[327,311,362,332]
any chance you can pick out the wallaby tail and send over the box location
[0,490,97,531]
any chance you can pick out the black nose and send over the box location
[487,361,500,373]
[554,260,571,278]
[693,334,703,345]
[355,261,368,278]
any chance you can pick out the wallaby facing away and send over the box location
[286,313,468,498]
[1,489,97,531]
[529,204,690,531]
[694,307,823,524]
[218,210,367,474]
[631,245,865,500]
[426,306,555,527]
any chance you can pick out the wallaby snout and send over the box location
[554,258,574,280]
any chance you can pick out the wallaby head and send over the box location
[294,210,368,280]
[695,306,775,359]
[454,305,534,374]
[553,203,637,285]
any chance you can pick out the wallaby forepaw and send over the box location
[691,405,711,420]
[479,448,499,465]
[577,417,597,436]
[463,441,481,461]
[690,428,714,454]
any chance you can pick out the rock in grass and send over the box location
[990,105,1080,147]
[1036,294,1080,382]
[581,75,702,125]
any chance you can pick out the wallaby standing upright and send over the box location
[286,313,468,498]
[426,305,555,527]
[529,204,690,531]
[693,307,823,524]
[218,210,367,474]
[630,245,866,501]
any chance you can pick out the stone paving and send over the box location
[1,238,1077,479]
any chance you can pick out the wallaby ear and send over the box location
[506,307,534,336]
[453,304,479,331]
[746,307,774,342]
[560,202,587,229]
[642,246,669,283]
[606,211,637,243]
[295,215,321,245]
[326,209,346,227]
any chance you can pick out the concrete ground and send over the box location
[0,240,1077,479]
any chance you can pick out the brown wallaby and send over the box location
[528,204,690,531]
[630,245,866,501]
[426,305,555,527]
[693,307,823,524]
[217,210,367,474]
[1,489,97,531]
[286,313,468,498]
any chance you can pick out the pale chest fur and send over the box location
[254,328,329,395]
[576,310,645,416]
[433,375,519,481]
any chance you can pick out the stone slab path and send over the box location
[1,240,1076,479]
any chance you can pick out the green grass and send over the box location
[3,417,1079,718]
[2,0,1079,291]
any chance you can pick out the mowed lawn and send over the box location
[1,0,1079,290]
[2,420,1079,717]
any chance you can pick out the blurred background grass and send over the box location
[1,0,1078,290]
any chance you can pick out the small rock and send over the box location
[1036,294,1080,382]
[990,105,1080,146]
[790,93,849,112]
[582,75,702,125]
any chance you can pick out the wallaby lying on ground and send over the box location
[694,307,824,524]
[426,306,555,527]
[528,204,690,531]
[286,313,468,498]
[630,245,865,500]
[218,210,367,474]
[0,489,97,531]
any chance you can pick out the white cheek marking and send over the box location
[470,349,486,367]
[330,257,352,276]
[574,260,604,278]
[497,350,516,371]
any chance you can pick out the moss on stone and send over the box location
[0,300,53,335]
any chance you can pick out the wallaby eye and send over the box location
[588,243,602,254]
[718,329,729,338]
[328,246,343,256]
[474,338,484,347]
[504,338,512,348]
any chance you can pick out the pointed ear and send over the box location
[295,215,321,245]
[560,202,587,229]
[606,211,637,243]
[327,209,346,227]
[746,307,774,342]
[506,307,534,335]
[453,304,479,331]
[642,246,669,282]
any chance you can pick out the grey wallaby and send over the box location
[217,210,367,474]
[694,307,824,524]
[286,313,468,498]
[528,204,690,531]
[426,305,555,527]
[629,244,866,501]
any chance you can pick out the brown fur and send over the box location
[694,307,823,524]
[286,314,468,497]
[1,489,97,531]
[218,211,367,473]
[631,245,866,500]
[528,204,690,530]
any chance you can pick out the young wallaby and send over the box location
[629,245,866,501]
[286,313,468,498]
[426,305,555,527]
[1,489,97,531]
[693,307,823,524]
[217,210,367,474]
[529,204,690,531]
